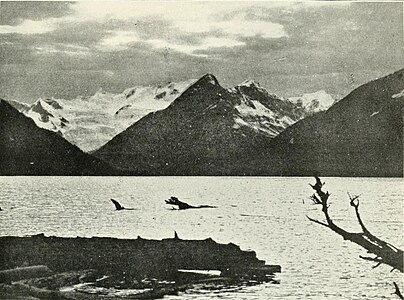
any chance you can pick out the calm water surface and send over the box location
[0,176,403,299]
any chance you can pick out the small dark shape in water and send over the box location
[110,199,134,211]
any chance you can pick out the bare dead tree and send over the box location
[307,176,403,272]
[307,177,403,298]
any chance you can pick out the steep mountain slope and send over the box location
[13,80,196,151]
[246,68,403,177]
[94,75,262,174]
[6,99,30,112]
[0,100,117,175]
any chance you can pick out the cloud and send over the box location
[0,19,56,34]
[71,2,289,56]
[0,1,401,105]
[173,14,287,39]
[0,1,288,53]
[34,43,90,56]
[97,31,141,51]
[147,37,246,57]
[0,1,73,25]
[97,29,246,56]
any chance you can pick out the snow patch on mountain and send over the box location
[289,90,335,114]
[229,80,328,138]
[25,99,68,133]
[238,80,261,88]
[392,89,404,99]
[234,99,295,137]
[15,79,196,151]
[232,81,282,100]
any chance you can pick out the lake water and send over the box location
[0,176,402,299]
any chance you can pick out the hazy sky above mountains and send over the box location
[0,1,403,103]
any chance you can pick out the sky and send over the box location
[0,1,403,103]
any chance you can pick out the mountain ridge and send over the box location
[1,69,401,176]
[8,76,334,152]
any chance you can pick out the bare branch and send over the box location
[393,282,404,300]
[359,255,382,262]
[310,194,322,205]
[306,216,330,228]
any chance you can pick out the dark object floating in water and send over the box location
[110,198,134,210]
[0,234,281,299]
[165,196,216,210]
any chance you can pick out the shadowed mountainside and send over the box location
[0,100,118,175]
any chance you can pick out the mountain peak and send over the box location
[196,74,220,86]
[238,80,261,88]
[231,80,282,101]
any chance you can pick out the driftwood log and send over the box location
[0,233,279,277]
[0,234,280,299]
[165,196,216,210]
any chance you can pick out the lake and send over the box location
[0,176,402,299]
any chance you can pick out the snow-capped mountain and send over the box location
[93,74,335,175]
[10,76,334,153]
[229,80,304,138]
[94,69,403,176]
[289,90,335,115]
[14,80,196,151]
[226,80,334,138]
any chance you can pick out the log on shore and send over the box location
[0,234,280,278]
